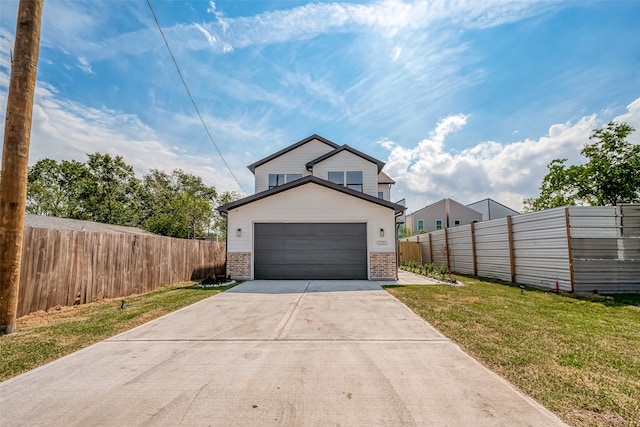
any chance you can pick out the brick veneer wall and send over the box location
[370,252,396,280]
[227,252,251,280]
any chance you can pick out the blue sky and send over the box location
[1,0,639,213]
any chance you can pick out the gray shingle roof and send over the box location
[24,214,156,236]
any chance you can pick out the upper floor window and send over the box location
[328,171,363,192]
[454,220,460,226]
[328,171,344,185]
[378,191,384,200]
[269,173,302,189]
[269,174,285,189]
[435,220,443,230]
[417,220,424,231]
[346,171,363,192]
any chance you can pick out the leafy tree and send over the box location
[524,121,639,211]
[27,159,90,218]
[212,190,241,241]
[80,153,143,226]
[141,169,219,239]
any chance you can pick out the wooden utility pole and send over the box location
[0,0,44,335]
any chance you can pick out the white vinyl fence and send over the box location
[401,205,640,293]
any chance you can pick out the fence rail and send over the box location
[401,205,640,293]
[18,227,226,317]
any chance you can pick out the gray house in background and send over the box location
[407,197,520,233]
[467,198,520,221]
[409,198,482,233]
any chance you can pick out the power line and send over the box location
[146,0,248,195]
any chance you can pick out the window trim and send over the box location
[435,220,443,230]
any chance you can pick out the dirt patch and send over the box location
[462,296,481,303]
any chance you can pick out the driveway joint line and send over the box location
[272,280,310,340]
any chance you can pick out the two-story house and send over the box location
[217,134,404,281]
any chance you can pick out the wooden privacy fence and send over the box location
[17,227,226,317]
[401,205,640,294]
[398,241,421,263]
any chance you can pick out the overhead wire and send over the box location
[146,0,248,195]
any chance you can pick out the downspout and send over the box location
[222,211,228,278]
[445,198,450,228]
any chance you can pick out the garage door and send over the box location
[254,223,367,280]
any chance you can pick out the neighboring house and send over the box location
[409,198,482,233]
[407,197,520,233]
[217,134,404,281]
[466,198,520,221]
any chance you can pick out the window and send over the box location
[328,171,344,185]
[454,220,460,226]
[269,173,302,189]
[268,174,285,189]
[417,220,424,231]
[328,171,363,192]
[435,220,443,230]
[378,191,384,199]
[346,171,363,192]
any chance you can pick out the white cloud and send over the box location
[382,97,640,213]
[77,57,93,74]
[0,81,247,194]
[185,0,550,54]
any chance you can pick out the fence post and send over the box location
[507,215,516,283]
[564,207,575,292]
[428,233,433,264]
[470,222,477,276]
[444,228,451,272]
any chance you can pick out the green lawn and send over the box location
[386,277,640,427]
[0,283,235,382]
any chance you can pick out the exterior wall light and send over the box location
[236,228,242,237]
[379,228,384,237]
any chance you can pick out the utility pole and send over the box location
[0,0,44,335]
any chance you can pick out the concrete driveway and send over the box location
[0,280,566,426]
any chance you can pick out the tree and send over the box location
[80,153,143,226]
[141,169,219,239]
[27,159,89,217]
[524,121,639,211]
[212,190,241,241]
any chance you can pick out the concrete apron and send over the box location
[0,280,566,426]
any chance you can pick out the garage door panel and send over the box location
[254,223,367,280]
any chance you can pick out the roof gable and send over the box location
[306,145,386,172]
[378,171,395,184]
[217,175,404,214]
[247,134,339,173]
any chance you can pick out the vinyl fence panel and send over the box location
[474,218,511,282]
[448,225,474,274]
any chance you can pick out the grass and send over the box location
[0,282,235,382]
[385,276,640,427]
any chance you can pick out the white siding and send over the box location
[377,183,390,201]
[254,139,335,193]
[227,183,397,279]
[311,151,379,197]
